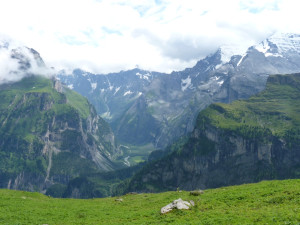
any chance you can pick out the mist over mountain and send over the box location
[0,39,53,84]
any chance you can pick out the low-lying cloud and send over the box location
[0,37,54,85]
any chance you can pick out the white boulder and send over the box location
[161,198,192,214]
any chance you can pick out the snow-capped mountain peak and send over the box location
[211,45,248,69]
[255,32,300,57]
[219,45,248,64]
[269,33,300,53]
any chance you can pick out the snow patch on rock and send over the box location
[114,86,121,95]
[255,40,270,54]
[181,76,192,92]
[217,80,224,86]
[136,72,150,80]
[123,90,133,96]
[91,82,97,90]
[237,53,247,66]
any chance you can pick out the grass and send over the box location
[130,155,145,164]
[0,75,90,119]
[0,179,299,224]
[64,88,90,119]
[197,74,300,141]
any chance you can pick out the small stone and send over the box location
[115,198,123,202]
[190,200,195,206]
[190,190,204,196]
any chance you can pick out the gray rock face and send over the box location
[127,125,300,193]
[58,33,300,149]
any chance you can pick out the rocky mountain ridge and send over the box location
[59,32,300,150]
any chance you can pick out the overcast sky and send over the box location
[0,0,299,74]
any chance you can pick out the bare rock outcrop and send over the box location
[161,198,193,214]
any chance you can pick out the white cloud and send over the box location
[0,0,299,74]
[0,37,53,84]
[0,48,23,84]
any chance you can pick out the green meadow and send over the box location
[0,179,299,224]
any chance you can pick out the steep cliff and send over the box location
[0,75,120,193]
[123,73,300,193]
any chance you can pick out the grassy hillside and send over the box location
[0,179,299,224]
[197,74,300,144]
[0,75,117,193]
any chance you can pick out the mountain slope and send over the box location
[59,33,300,152]
[1,179,300,224]
[58,68,163,122]
[0,75,120,193]
[123,73,300,193]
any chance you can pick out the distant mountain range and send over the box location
[58,33,300,150]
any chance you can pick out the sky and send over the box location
[0,0,299,74]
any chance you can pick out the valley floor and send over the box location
[0,179,299,224]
